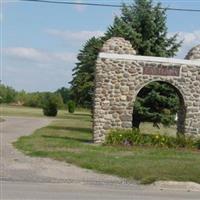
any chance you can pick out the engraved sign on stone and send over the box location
[143,65,180,76]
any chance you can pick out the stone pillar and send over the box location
[93,37,136,143]
[184,44,200,136]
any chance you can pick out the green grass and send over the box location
[0,104,90,119]
[1,104,176,134]
[140,122,177,136]
[14,111,200,184]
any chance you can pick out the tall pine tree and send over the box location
[70,0,182,128]
[105,0,181,57]
[70,37,103,108]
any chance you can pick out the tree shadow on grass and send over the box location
[60,114,91,121]
[48,126,92,134]
[72,113,91,117]
[42,134,93,143]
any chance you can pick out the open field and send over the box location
[12,106,200,184]
[1,104,176,135]
[0,104,89,119]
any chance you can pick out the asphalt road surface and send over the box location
[2,181,200,200]
[0,117,200,200]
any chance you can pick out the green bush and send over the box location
[42,93,59,117]
[105,129,140,146]
[105,129,198,149]
[0,84,17,103]
[67,100,75,113]
[175,134,194,148]
[0,96,3,104]
[193,138,200,149]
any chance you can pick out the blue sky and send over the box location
[1,0,200,92]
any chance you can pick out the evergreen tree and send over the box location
[70,37,103,108]
[42,93,59,117]
[70,0,182,128]
[105,0,181,57]
[132,82,180,128]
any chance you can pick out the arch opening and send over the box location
[132,81,186,136]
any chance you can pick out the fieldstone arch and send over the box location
[93,37,200,143]
[133,80,186,134]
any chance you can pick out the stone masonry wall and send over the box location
[93,37,200,143]
[185,45,200,60]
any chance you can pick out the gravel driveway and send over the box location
[0,116,123,184]
[1,116,200,200]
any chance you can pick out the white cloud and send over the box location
[5,47,76,64]
[3,47,76,91]
[178,30,200,44]
[174,30,200,58]
[3,60,73,92]
[46,29,104,43]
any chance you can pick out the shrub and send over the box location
[175,134,194,148]
[105,129,141,146]
[0,96,3,104]
[193,138,200,149]
[105,129,199,149]
[67,100,75,113]
[0,84,17,103]
[42,93,59,117]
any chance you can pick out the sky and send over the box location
[1,0,200,92]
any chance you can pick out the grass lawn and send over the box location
[140,122,177,136]
[0,104,89,119]
[14,111,200,184]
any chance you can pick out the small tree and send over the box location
[132,82,180,128]
[55,93,64,109]
[55,87,70,104]
[15,90,28,105]
[67,100,75,113]
[0,84,17,103]
[42,93,59,117]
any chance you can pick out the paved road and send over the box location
[0,117,200,199]
[2,181,200,200]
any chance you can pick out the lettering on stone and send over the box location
[143,65,180,76]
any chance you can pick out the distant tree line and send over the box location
[0,84,71,109]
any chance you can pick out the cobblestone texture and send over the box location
[185,44,200,60]
[93,37,200,143]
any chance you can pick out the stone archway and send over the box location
[132,80,186,135]
[93,37,200,143]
